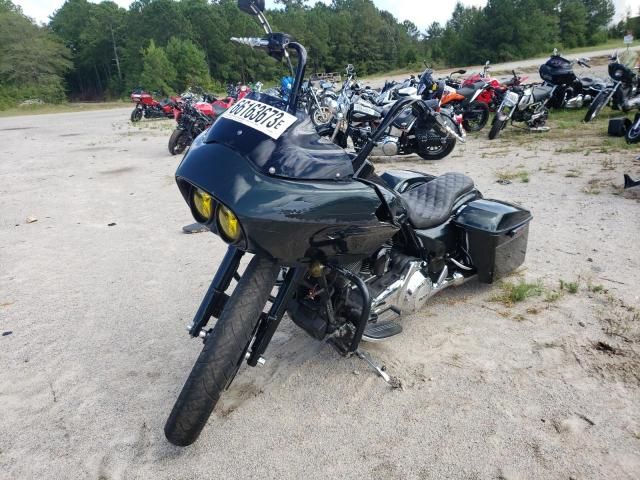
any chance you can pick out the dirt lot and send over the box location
[1,103,639,480]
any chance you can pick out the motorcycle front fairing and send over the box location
[176,91,401,264]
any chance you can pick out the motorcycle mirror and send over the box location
[238,0,264,15]
[485,60,490,66]
[453,69,466,75]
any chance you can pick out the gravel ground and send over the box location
[1,99,639,480]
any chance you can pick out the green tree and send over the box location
[165,37,210,91]
[559,0,588,47]
[0,0,71,107]
[584,0,615,43]
[139,40,176,95]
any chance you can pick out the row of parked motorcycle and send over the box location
[130,83,257,154]
[129,48,640,161]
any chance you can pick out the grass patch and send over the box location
[491,280,544,306]
[495,168,530,183]
[545,290,563,303]
[565,168,582,178]
[555,145,583,154]
[560,279,579,294]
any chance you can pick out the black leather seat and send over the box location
[457,86,477,99]
[532,85,554,102]
[401,173,474,229]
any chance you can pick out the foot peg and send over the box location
[362,321,402,342]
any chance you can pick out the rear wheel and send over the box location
[130,108,143,122]
[488,116,506,140]
[164,255,280,447]
[462,101,490,132]
[417,116,457,161]
[168,129,190,155]
[584,90,608,123]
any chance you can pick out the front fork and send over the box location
[187,246,245,337]
[187,246,304,367]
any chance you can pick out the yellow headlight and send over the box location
[193,188,213,221]
[217,205,241,243]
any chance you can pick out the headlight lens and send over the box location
[216,204,241,243]
[192,188,213,221]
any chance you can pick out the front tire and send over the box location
[488,116,506,140]
[164,255,280,447]
[584,90,607,123]
[310,104,332,127]
[130,107,143,122]
[168,129,189,155]
[462,101,489,132]
[626,116,640,144]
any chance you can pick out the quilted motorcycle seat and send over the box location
[401,172,474,229]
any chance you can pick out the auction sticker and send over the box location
[220,98,297,140]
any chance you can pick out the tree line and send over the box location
[0,0,630,107]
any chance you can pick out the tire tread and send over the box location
[164,255,279,446]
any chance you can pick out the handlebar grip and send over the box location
[230,37,269,48]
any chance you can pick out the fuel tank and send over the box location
[175,137,400,263]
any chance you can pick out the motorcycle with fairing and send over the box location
[539,50,605,109]
[584,51,640,123]
[164,0,533,447]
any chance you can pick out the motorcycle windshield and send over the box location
[203,92,353,181]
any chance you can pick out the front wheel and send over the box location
[488,116,506,140]
[584,90,608,123]
[164,255,280,447]
[626,115,640,144]
[130,107,143,122]
[168,129,190,155]
[462,101,490,132]
[309,104,332,127]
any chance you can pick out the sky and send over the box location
[13,0,640,29]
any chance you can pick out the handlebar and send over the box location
[230,37,269,48]
[231,34,307,114]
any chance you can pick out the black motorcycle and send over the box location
[168,97,214,155]
[539,50,605,109]
[319,66,465,161]
[584,52,640,123]
[163,0,533,447]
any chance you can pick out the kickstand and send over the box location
[355,350,391,383]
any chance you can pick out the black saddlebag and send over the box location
[453,199,532,283]
[608,117,631,137]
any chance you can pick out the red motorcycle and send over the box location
[455,63,527,112]
[168,86,252,155]
[130,89,181,122]
[459,61,503,111]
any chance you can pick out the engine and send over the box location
[367,253,463,317]
[287,253,464,342]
